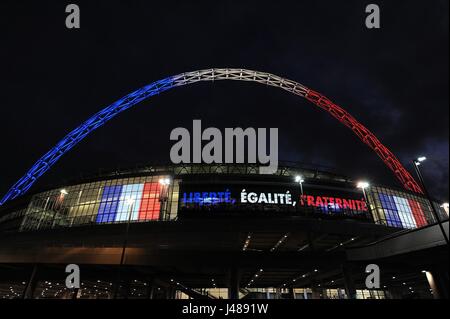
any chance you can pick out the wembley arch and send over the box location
[0,68,423,205]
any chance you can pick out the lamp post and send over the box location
[159,178,171,221]
[295,175,305,196]
[357,181,370,203]
[114,197,135,299]
[52,189,69,228]
[295,175,306,216]
[357,181,372,219]
[413,157,449,245]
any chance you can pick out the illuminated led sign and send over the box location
[181,188,367,211]
[299,195,368,211]
[179,181,370,221]
[240,189,296,206]
[182,190,236,205]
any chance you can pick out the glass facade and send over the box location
[356,289,386,299]
[0,168,444,232]
[367,186,441,229]
[19,175,179,232]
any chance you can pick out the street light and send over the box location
[159,178,171,186]
[357,181,372,217]
[295,175,305,196]
[51,189,70,227]
[356,181,370,190]
[412,156,449,245]
[356,181,370,201]
[415,156,427,165]
[159,177,172,221]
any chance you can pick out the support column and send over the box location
[165,286,176,299]
[425,268,449,299]
[310,276,322,299]
[275,288,282,299]
[342,264,357,299]
[123,279,131,299]
[337,288,346,300]
[146,286,155,299]
[228,268,241,300]
[72,288,80,299]
[113,274,122,299]
[311,287,322,299]
[171,287,177,299]
[303,289,308,300]
[387,287,403,299]
[22,265,38,299]
[288,287,296,299]
[146,279,155,299]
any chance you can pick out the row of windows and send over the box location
[176,288,386,299]
[14,178,446,232]
[368,186,439,229]
[20,176,178,231]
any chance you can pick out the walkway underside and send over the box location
[0,218,447,299]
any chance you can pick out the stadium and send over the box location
[0,162,448,299]
[0,69,447,300]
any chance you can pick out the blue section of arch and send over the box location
[0,76,176,205]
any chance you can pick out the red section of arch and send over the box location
[305,89,423,194]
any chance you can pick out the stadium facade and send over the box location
[0,163,448,299]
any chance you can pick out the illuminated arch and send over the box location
[0,68,422,205]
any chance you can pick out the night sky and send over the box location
[0,0,448,201]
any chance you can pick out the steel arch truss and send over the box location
[0,68,422,205]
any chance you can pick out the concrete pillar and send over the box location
[387,287,403,299]
[342,264,357,299]
[228,269,241,299]
[145,278,155,299]
[113,276,122,299]
[71,288,80,299]
[163,286,176,299]
[275,288,282,299]
[167,287,176,299]
[288,287,296,299]
[146,285,155,299]
[22,265,38,299]
[425,269,449,299]
[311,287,322,299]
[123,280,131,299]
[303,289,308,300]
[164,287,170,299]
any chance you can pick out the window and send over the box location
[392,196,416,229]
[96,185,123,223]
[378,194,403,228]
[115,184,144,222]
[408,199,427,227]
[138,182,161,221]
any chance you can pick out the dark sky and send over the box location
[0,0,448,201]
